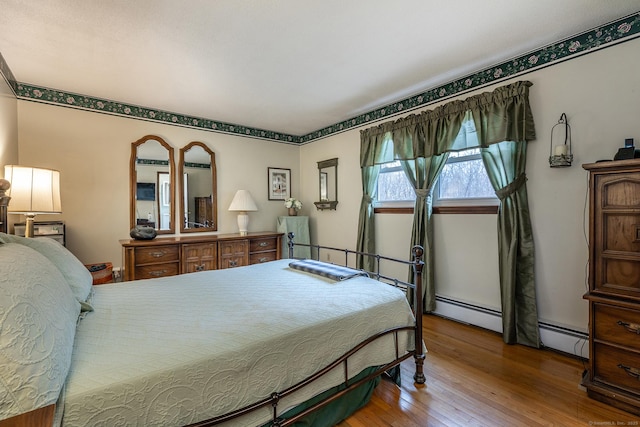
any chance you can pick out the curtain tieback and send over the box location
[363,195,373,204]
[415,189,429,199]
[495,173,527,200]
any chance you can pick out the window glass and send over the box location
[377,161,415,203]
[436,148,496,201]
[376,149,497,208]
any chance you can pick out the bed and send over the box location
[0,232,425,427]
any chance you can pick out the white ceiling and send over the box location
[1,1,639,136]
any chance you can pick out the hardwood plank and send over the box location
[339,314,640,426]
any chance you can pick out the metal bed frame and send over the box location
[191,232,426,426]
[0,233,425,427]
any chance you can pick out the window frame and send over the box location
[374,149,499,215]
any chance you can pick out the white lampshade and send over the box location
[228,190,257,236]
[228,190,258,212]
[5,165,62,214]
[4,165,62,238]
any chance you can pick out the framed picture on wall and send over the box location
[268,167,291,200]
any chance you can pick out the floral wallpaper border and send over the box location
[0,51,18,94]
[4,12,640,144]
[136,159,169,166]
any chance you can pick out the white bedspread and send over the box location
[62,260,416,426]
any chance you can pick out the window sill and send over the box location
[374,205,498,214]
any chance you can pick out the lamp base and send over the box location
[24,214,36,238]
[237,212,249,236]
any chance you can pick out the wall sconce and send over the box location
[549,113,573,167]
[228,190,258,236]
[4,165,62,237]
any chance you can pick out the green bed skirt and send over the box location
[262,366,400,427]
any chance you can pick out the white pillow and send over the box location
[0,243,81,420]
[0,233,93,305]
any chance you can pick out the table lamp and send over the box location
[228,190,257,236]
[4,165,62,237]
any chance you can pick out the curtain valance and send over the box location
[360,81,535,167]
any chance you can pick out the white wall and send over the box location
[16,102,300,266]
[0,75,18,167]
[300,38,640,341]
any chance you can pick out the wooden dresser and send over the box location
[120,232,282,281]
[583,159,640,416]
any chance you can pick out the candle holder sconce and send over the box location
[549,113,573,168]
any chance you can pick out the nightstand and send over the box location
[277,215,311,258]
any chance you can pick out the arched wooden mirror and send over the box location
[130,135,175,234]
[179,141,217,233]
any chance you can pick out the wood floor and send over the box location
[339,314,640,427]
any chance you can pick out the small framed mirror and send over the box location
[130,135,175,234]
[314,158,338,210]
[179,141,217,233]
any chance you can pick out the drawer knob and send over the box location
[258,257,269,263]
[618,363,640,380]
[229,260,237,267]
[258,242,268,247]
[150,251,165,258]
[617,320,640,334]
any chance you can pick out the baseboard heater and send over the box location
[433,295,589,359]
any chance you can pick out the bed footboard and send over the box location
[188,235,427,426]
[286,232,426,386]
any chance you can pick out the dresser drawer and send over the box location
[594,342,640,395]
[250,237,278,253]
[250,251,278,264]
[135,245,180,265]
[134,262,180,279]
[218,240,248,269]
[594,302,640,352]
[182,243,217,273]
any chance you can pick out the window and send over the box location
[434,148,498,208]
[375,148,498,213]
[376,160,415,205]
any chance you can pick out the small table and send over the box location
[85,262,114,285]
[277,216,311,259]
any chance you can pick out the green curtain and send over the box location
[471,82,540,347]
[398,155,448,311]
[355,164,380,271]
[356,81,538,346]
[356,129,393,270]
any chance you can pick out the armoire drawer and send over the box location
[594,342,640,395]
[594,302,640,352]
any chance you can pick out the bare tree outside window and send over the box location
[376,149,496,206]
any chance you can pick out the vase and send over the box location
[288,208,298,216]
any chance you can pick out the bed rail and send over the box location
[190,233,426,426]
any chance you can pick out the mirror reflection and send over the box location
[314,158,338,210]
[130,135,175,234]
[179,141,217,233]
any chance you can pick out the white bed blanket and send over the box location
[62,260,416,426]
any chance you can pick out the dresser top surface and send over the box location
[120,231,282,247]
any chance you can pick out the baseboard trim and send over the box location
[433,296,589,358]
